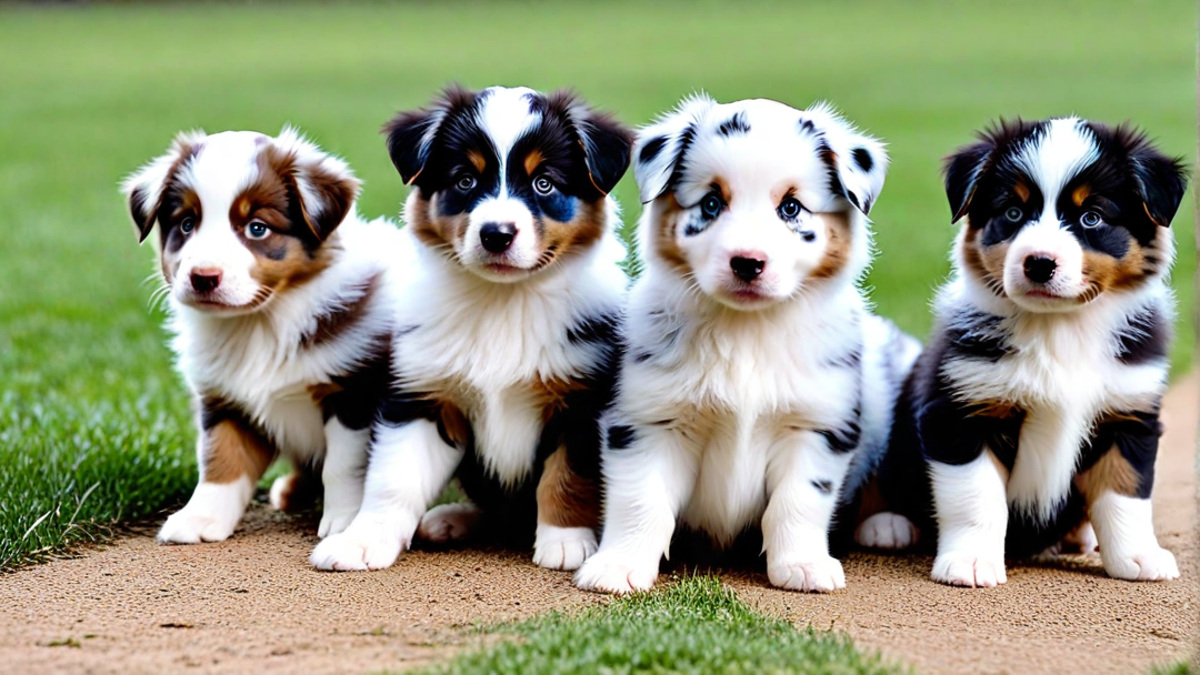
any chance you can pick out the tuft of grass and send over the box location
[1153,661,1197,675]
[413,575,903,675]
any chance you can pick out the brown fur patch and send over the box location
[301,273,380,348]
[651,194,691,272]
[1013,180,1030,203]
[967,399,1023,419]
[437,402,471,448]
[408,194,469,255]
[307,381,343,406]
[960,223,1009,297]
[270,467,321,512]
[532,375,587,424]
[523,149,543,176]
[202,420,276,484]
[536,445,600,529]
[536,200,607,269]
[467,149,487,174]
[1072,184,1091,207]
[1080,239,1149,300]
[810,211,854,279]
[1076,446,1141,501]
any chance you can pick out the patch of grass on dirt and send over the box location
[1153,661,1197,675]
[413,575,903,675]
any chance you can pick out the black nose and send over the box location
[730,256,766,282]
[190,268,222,293]
[1023,256,1057,284]
[480,222,517,253]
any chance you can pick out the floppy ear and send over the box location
[1129,144,1188,228]
[632,94,716,204]
[272,126,362,242]
[121,130,206,243]
[382,84,477,188]
[943,140,994,224]
[805,103,888,216]
[570,109,634,197]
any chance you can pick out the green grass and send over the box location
[0,0,1193,580]
[413,575,902,675]
[1153,661,1197,675]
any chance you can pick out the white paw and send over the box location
[268,475,292,511]
[767,555,846,593]
[932,551,1007,588]
[574,550,658,594]
[1103,546,1180,581]
[310,519,410,571]
[854,512,919,550]
[317,508,358,539]
[156,479,251,545]
[533,525,597,571]
[416,503,481,544]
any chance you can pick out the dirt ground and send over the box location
[1,375,1195,675]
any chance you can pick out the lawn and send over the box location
[0,0,1194,670]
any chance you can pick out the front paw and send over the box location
[310,521,408,571]
[317,508,358,539]
[157,507,239,544]
[574,550,657,594]
[533,525,597,571]
[416,503,482,544]
[854,512,919,550]
[767,555,846,593]
[1103,546,1179,581]
[932,551,1006,588]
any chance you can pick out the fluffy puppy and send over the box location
[873,118,1186,587]
[124,127,401,544]
[310,86,632,572]
[574,95,920,594]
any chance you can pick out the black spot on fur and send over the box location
[660,122,697,201]
[567,313,619,346]
[852,147,873,172]
[817,140,850,208]
[199,395,251,431]
[717,112,750,137]
[816,408,862,454]
[322,335,393,431]
[606,424,636,451]
[639,135,668,165]
[811,479,834,495]
[1115,305,1170,365]
[798,118,815,135]
[944,309,1010,362]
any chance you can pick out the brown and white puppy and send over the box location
[310,86,632,572]
[124,127,402,544]
[870,118,1187,586]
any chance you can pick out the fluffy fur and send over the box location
[873,118,1186,586]
[574,95,920,594]
[124,127,402,544]
[310,86,633,572]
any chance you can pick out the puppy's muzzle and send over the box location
[480,222,517,253]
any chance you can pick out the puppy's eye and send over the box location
[533,176,555,196]
[245,221,270,240]
[777,197,804,220]
[1080,210,1103,228]
[699,192,725,220]
[1004,206,1024,223]
[455,174,477,192]
[180,217,196,234]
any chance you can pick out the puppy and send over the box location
[574,95,920,594]
[310,86,632,572]
[872,118,1186,586]
[124,127,401,544]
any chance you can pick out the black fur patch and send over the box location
[661,122,697,201]
[1115,305,1170,365]
[606,424,636,451]
[1079,409,1161,499]
[567,312,620,347]
[639,135,668,165]
[717,112,750,137]
[811,479,834,494]
[944,309,1010,362]
[852,147,873,172]
[816,406,862,454]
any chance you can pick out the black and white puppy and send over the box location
[574,96,920,594]
[124,128,401,544]
[873,118,1186,586]
[310,86,632,572]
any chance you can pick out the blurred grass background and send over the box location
[0,0,1194,570]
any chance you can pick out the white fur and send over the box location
[125,129,402,544]
[578,97,909,594]
[1090,492,1179,581]
[318,419,370,538]
[855,512,918,550]
[532,524,598,571]
[930,451,1010,587]
[158,476,253,544]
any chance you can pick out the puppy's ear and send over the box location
[570,107,634,197]
[383,84,477,188]
[1127,134,1188,228]
[943,140,994,224]
[122,130,205,243]
[804,103,888,217]
[271,126,362,241]
[633,94,716,204]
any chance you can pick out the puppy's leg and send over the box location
[158,417,275,544]
[763,431,854,592]
[855,512,919,550]
[317,417,370,538]
[575,425,695,594]
[533,445,600,571]
[310,418,462,571]
[417,502,483,544]
[930,449,1009,587]
[268,463,320,513]
[1079,425,1177,581]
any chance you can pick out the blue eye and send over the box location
[179,217,195,234]
[1080,210,1103,228]
[778,197,804,220]
[699,192,724,220]
[246,221,270,240]
[1004,206,1024,223]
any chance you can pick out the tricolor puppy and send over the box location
[873,118,1186,587]
[310,86,632,572]
[574,96,920,594]
[124,127,401,544]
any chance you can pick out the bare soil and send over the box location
[1,375,1195,675]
